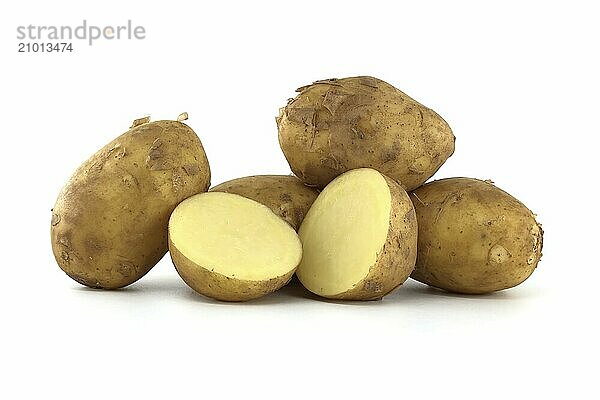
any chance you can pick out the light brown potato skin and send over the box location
[210,175,318,230]
[169,239,295,302]
[277,76,455,190]
[410,178,543,294]
[51,118,211,289]
[328,175,418,300]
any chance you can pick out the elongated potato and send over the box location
[169,192,302,301]
[277,76,455,190]
[51,114,211,289]
[210,175,318,230]
[410,178,543,294]
[296,168,417,300]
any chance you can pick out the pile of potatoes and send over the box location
[51,77,543,301]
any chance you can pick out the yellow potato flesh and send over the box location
[297,169,391,296]
[169,192,302,281]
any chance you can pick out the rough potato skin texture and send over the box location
[410,178,543,294]
[277,76,455,190]
[210,175,318,230]
[169,238,295,302]
[51,119,211,289]
[329,175,418,300]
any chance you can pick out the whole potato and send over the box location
[277,76,455,190]
[410,178,543,294]
[51,114,211,289]
[210,175,318,230]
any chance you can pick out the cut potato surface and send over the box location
[298,170,390,295]
[297,168,417,300]
[169,192,302,301]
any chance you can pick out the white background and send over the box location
[1,1,598,398]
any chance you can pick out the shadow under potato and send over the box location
[73,275,186,295]
[393,279,534,301]
[73,274,532,304]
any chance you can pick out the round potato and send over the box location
[168,192,302,302]
[296,168,417,300]
[410,178,543,294]
[210,175,318,230]
[51,114,211,289]
[277,76,455,190]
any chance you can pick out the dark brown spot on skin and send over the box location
[351,127,366,139]
[280,193,292,202]
[149,138,163,150]
[279,208,288,219]
[381,150,397,163]
[146,138,170,170]
[182,164,200,176]
[147,149,162,160]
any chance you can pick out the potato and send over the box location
[277,76,455,190]
[410,178,543,294]
[210,175,318,230]
[51,114,211,289]
[168,192,302,301]
[296,168,417,300]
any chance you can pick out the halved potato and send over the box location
[296,168,417,300]
[168,192,302,301]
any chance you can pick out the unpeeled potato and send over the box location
[277,76,455,190]
[51,114,211,289]
[410,178,543,294]
[210,175,318,230]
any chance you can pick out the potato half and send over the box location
[210,175,318,230]
[51,114,210,289]
[296,168,417,300]
[277,76,455,190]
[168,192,303,301]
[410,178,543,294]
